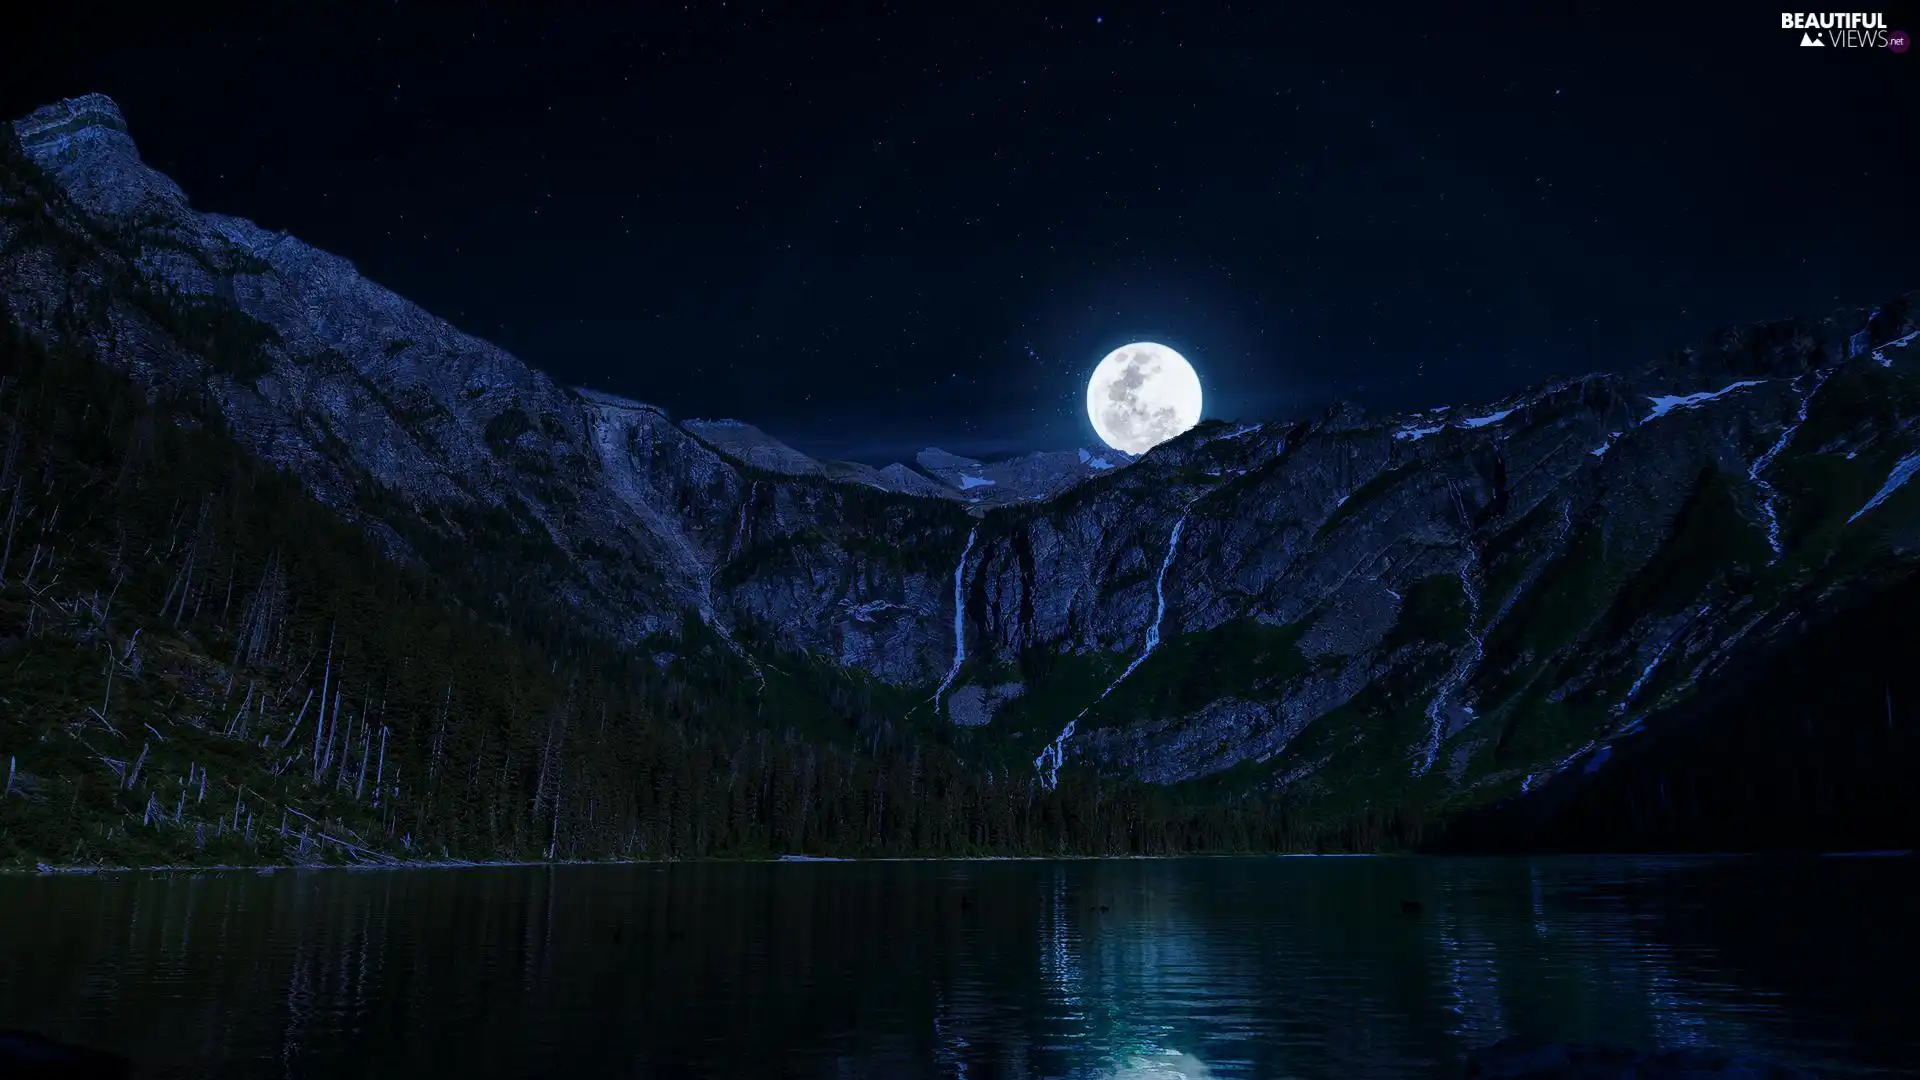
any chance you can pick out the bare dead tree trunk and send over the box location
[355,721,371,801]
[329,702,346,791]
[324,689,344,778]
[221,557,236,625]
[313,625,335,779]
[125,740,149,791]
[375,726,389,805]
[234,553,286,669]
[97,636,119,722]
[0,477,22,585]
[160,499,210,627]
[280,687,315,749]
[227,680,254,737]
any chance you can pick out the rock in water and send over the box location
[0,1029,132,1080]
[1463,1039,1818,1079]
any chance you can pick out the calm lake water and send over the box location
[0,856,1913,1079]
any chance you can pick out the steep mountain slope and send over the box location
[5,94,984,679]
[1435,565,1920,853]
[5,93,1920,851]
[1,322,1323,867]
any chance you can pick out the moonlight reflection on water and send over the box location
[0,856,1911,1078]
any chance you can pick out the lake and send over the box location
[0,856,1912,1078]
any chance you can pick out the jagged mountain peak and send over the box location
[1650,304,1898,387]
[1316,399,1373,431]
[11,93,187,220]
[14,93,130,140]
[7,96,1140,518]
[916,446,984,471]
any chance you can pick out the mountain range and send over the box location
[2,93,1917,865]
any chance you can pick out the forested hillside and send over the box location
[0,317,1415,866]
[1435,568,1920,854]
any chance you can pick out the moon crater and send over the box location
[1086,342,1203,455]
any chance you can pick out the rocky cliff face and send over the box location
[6,94,1919,817]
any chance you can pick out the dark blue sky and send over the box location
[6,2,1917,462]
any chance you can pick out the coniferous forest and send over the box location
[0,313,1426,868]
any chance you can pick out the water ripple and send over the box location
[0,857,1913,1078]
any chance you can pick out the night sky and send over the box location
[5,3,1916,463]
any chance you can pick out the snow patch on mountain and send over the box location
[1874,329,1918,368]
[1850,450,1920,524]
[1645,380,1767,421]
[1458,407,1515,430]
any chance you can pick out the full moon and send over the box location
[1086,342,1203,455]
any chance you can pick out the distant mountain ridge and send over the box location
[675,412,1130,505]
[6,92,1920,840]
